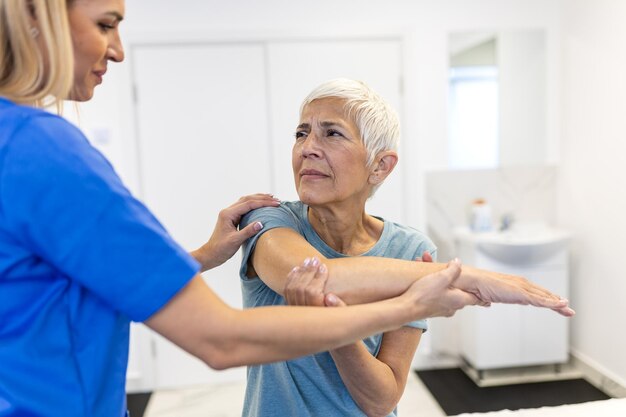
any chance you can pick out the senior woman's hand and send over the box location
[191,193,280,272]
[454,266,575,317]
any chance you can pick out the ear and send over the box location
[368,151,398,185]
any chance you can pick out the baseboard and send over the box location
[570,350,626,398]
[460,358,582,387]
[415,350,626,398]
[412,349,461,370]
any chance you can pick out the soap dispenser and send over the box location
[468,198,493,232]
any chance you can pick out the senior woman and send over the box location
[238,78,574,417]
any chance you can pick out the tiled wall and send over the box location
[421,166,559,361]
[425,165,558,262]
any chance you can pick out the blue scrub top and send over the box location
[0,97,199,416]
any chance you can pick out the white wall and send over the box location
[99,0,563,229]
[559,0,626,388]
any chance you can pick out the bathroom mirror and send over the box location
[447,30,547,169]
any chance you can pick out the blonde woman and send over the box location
[0,1,538,416]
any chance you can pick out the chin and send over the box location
[297,192,312,205]
[298,193,323,207]
[68,86,94,102]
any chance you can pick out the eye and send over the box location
[98,22,116,33]
[294,131,307,141]
[327,129,344,138]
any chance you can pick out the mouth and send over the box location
[300,169,329,179]
[93,69,106,83]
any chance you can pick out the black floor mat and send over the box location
[127,392,152,417]
[416,368,610,416]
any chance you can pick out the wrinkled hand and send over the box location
[284,258,328,306]
[403,259,484,318]
[455,265,575,317]
[192,193,280,271]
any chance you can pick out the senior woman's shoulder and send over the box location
[383,219,437,252]
[239,200,305,229]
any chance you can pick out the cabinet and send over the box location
[454,227,570,371]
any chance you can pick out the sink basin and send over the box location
[454,224,570,265]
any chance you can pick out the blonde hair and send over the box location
[0,0,74,109]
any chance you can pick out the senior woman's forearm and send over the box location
[329,328,420,417]
[323,257,448,305]
[322,258,573,315]
[330,343,403,417]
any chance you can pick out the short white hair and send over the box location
[300,78,400,169]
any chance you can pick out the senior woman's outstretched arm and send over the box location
[250,227,575,316]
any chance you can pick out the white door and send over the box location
[132,42,271,389]
[130,38,404,390]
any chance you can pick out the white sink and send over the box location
[454,224,570,265]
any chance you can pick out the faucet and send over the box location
[499,213,515,231]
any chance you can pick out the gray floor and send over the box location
[143,371,446,417]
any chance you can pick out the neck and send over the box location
[307,202,383,256]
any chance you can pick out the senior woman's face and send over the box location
[67,0,125,101]
[293,98,372,207]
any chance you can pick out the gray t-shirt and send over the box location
[239,201,436,417]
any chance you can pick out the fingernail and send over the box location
[303,258,311,266]
[319,264,327,273]
[311,257,319,267]
[453,257,461,265]
[327,294,337,304]
[254,222,263,231]
[291,266,299,273]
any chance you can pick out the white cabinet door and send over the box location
[132,43,271,389]
[266,40,405,223]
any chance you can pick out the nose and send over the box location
[298,132,323,159]
[107,33,125,63]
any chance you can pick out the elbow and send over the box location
[361,404,397,417]
[358,393,401,417]
[193,320,246,370]
[196,342,241,371]
[201,353,231,371]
